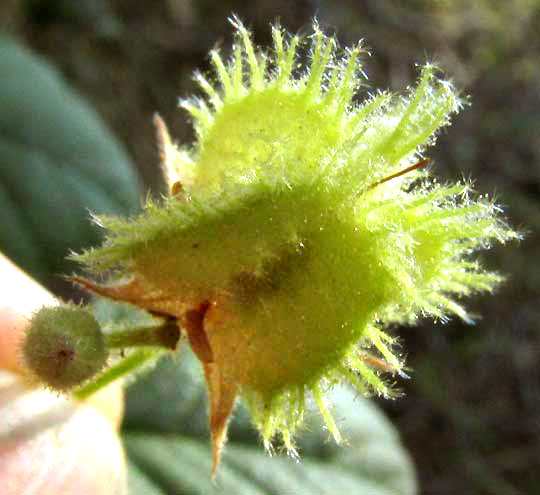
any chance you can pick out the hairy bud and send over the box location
[22,304,108,392]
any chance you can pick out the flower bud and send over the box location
[22,305,108,392]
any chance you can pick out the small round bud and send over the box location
[22,304,108,392]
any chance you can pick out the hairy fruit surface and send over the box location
[73,19,517,471]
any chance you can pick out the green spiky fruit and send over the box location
[22,304,108,392]
[73,19,518,470]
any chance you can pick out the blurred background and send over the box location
[0,1,538,494]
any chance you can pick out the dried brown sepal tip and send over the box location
[181,303,237,477]
[74,276,235,474]
[21,304,108,392]
[153,113,184,197]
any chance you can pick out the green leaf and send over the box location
[123,347,418,494]
[0,36,141,293]
[126,433,415,495]
[127,461,168,495]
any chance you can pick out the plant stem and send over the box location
[73,320,180,399]
[73,349,157,400]
[105,320,180,350]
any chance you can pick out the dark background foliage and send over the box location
[1,1,538,493]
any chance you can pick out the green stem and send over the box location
[105,320,180,350]
[73,349,157,400]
